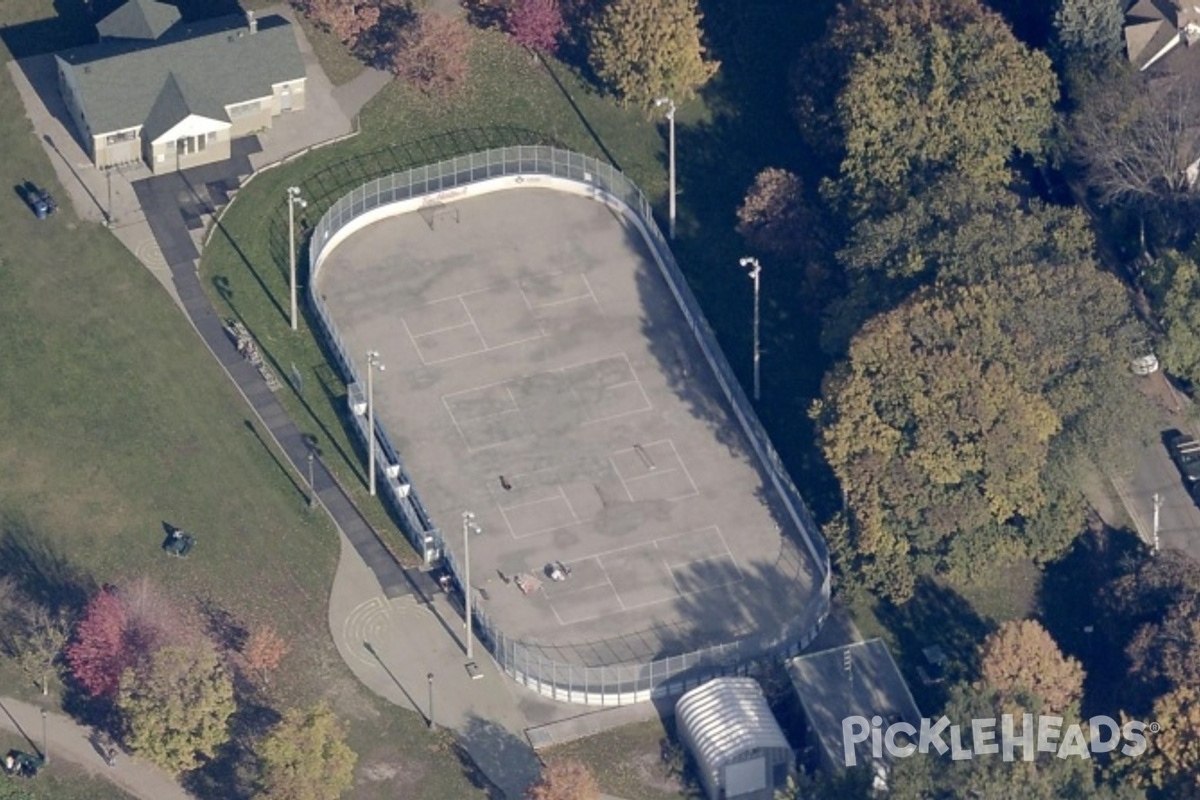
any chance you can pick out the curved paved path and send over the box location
[0,697,192,800]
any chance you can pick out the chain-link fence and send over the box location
[307,146,831,705]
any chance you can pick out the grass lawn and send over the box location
[542,719,692,800]
[0,733,134,800]
[0,4,485,799]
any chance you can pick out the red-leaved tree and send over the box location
[66,581,194,699]
[243,625,290,686]
[388,11,473,96]
[298,0,381,48]
[507,0,564,55]
[66,588,133,699]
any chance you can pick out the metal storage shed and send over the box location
[675,677,794,800]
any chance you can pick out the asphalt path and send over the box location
[1113,433,1200,559]
[0,696,193,800]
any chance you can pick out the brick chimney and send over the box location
[246,10,257,34]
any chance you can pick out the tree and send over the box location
[66,588,133,699]
[527,759,599,800]
[1052,0,1124,66]
[1141,686,1200,791]
[735,168,816,258]
[978,620,1085,714]
[387,11,472,96]
[507,0,564,55]
[14,606,70,696]
[1069,65,1200,220]
[1142,251,1200,385]
[815,259,1140,600]
[587,0,718,108]
[833,2,1057,212]
[256,704,356,800]
[243,625,289,687]
[1126,592,1200,698]
[297,0,381,48]
[118,643,236,774]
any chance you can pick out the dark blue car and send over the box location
[22,183,57,219]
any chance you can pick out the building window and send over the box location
[105,129,137,145]
[228,100,261,119]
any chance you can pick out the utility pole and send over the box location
[1153,492,1162,554]
[739,257,763,401]
[654,97,677,239]
[427,672,435,730]
[307,449,316,511]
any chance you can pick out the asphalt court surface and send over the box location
[315,188,821,659]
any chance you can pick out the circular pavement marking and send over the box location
[342,597,392,666]
[134,238,166,269]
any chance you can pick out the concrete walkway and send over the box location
[0,697,193,800]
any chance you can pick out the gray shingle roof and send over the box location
[56,13,304,136]
[96,0,182,41]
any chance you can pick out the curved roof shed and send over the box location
[675,677,793,800]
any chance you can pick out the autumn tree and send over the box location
[507,0,564,55]
[118,643,236,774]
[814,259,1140,600]
[66,588,134,699]
[1140,686,1200,792]
[735,168,816,259]
[832,1,1057,212]
[978,620,1085,714]
[387,11,472,96]
[588,0,718,108]
[255,703,357,800]
[243,625,289,687]
[14,606,71,696]
[297,0,381,48]
[527,759,599,800]
[1125,592,1200,698]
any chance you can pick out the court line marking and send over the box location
[668,439,701,498]
[714,525,743,573]
[410,320,475,338]
[609,455,635,503]
[400,316,429,367]
[460,295,487,348]
[580,272,601,313]
[623,467,680,484]
[496,493,568,513]
[560,484,580,522]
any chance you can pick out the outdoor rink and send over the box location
[315,188,822,666]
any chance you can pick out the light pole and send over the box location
[286,186,307,331]
[40,709,47,765]
[365,350,384,496]
[739,257,763,402]
[462,511,480,659]
[1153,492,1162,553]
[427,672,436,730]
[654,97,676,240]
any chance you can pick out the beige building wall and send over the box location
[147,128,232,175]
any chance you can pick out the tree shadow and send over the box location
[0,518,96,617]
[875,577,994,712]
[197,597,249,656]
[453,715,541,800]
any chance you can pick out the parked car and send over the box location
[20,182,57,219]
[1165,429,1200,484]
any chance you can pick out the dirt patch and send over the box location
[630,751,684,795]
[357,746,429,796]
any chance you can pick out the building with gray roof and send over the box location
[786,638,922,792]
[675,677,794,800]
[55,2,306,173]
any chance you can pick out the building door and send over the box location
[281,86,293,112]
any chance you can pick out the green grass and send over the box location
[543,719,692,800]
[0,4,485,799]
[0,733,134,800]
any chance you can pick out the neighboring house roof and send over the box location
[56,13,304,137]
[675,678,791,780]
[96,0,181,41]
[1125,0,1200,71]
[786,638,922,783]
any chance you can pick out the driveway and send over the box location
[1113,431,1200,559]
